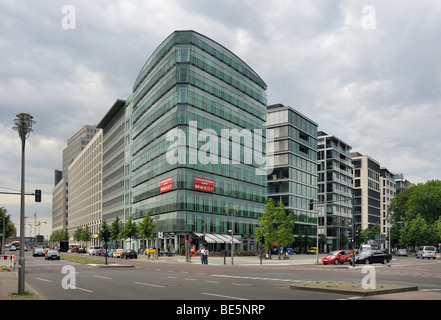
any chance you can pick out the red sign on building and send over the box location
[194,177,214,193]
[160,177,173,193]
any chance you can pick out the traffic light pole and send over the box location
[0,190,42,201]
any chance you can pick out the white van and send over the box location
[361,244,371,251]
[416,246,436,259]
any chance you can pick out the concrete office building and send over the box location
[68,130,103,246]
[97,100,126,224]
[52,125,98,234]
[124,30,268,252]
[351,152,381,231]
[317,131,353,251]
[267,104,318,251]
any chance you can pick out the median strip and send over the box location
[290,280,418,296]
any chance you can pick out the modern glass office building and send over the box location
[317,131,353,251]
[124,31,268,252]
[267,104,318,252]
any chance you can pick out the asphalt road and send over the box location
[22,251,441,302]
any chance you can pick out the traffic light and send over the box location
[309,199,314,210]
[35,189,41,202]
[259,235,265,243]
[103,230,111,242]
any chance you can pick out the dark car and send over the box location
[121,249,138,259]
[33,247,45,257]
[78,247,86,254]
[349,250,391,265]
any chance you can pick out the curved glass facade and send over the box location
[125,31,267,252]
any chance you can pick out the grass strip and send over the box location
[60,254,104,264]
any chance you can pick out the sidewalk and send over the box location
[0,269,44,300]
[137,253,323,266]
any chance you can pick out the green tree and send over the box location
[406,180,441,224]
[110,217,122,248]
[49,229,69,242]
[98,220,111,243]
[389,180,441,249]
[74,227,84,245]
[120,217,138,249]
[256,198,295,258]
[138,210,155,250]
[366,223,380,242]
[82,225,92,248]
[0,207,15,254]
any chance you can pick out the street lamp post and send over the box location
[225,204,239,265]
[13,113,35,295]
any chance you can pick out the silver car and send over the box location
[45,250,60,260]
[416,246,436,259]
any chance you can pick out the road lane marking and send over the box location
[76,287,93,293]
[201,292,249,300]
[211,274,302,282]
[93,275,112,280]
[134,282,165,288]
[36,278,52,282]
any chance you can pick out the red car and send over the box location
[322,250,353,265]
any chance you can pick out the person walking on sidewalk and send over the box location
[204,248,208,264]
[200,247,206,264]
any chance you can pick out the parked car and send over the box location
[396,249,408,257]
[349,250,391,264]
[78,247,86,254]
[107,249,116,258]
[9,245,16,251]
[322,250,353,265]
[89,246,103,256]
[121,249,138,259]
[33,247,45,257]
[71,247,78,253]
[416,246,436,259]
[45,250,61,260]
[112,249,124,258]
[306,247,317,254]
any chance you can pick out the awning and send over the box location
[193,233,241,244]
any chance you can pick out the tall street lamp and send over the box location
[225,205,239,265]
[13,113,35,295]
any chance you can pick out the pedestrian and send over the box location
[204,248,208,264]
[200,247,206,264]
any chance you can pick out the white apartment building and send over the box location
[318,131,353,250]
[67,130,103,245]
[380,168,396,241]
[351,152,381,231]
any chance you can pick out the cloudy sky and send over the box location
[1,0,440,223]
